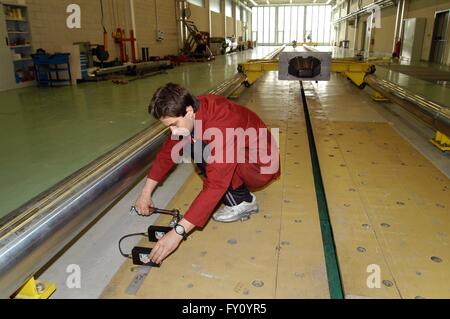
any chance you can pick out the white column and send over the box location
[130,0,138,60]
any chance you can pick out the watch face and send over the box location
[175,225,184,235]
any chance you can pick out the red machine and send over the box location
[112,28,137,63]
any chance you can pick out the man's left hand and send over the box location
[149,230,183,264]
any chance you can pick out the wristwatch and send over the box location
[174,224,187,239]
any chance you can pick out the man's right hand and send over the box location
[134,193,155,216]
[134,178,159,216]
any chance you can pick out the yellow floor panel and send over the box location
[101,73,330,299]
[304,82,450,299]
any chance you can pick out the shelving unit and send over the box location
[2,2,35,86]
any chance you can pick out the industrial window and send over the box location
[298,6,305,43]
[283,6,291,44]
[269,7,276,43]
[264,7,269,43]
[277,6,284,44]
[252,7,258,41]
[236,5,241,21]
[187,0,204,8]
[257,6,263,43]
[252,5,332,45]
[324,6,332,43]
[210,0,220,13]
[225,0,232,17]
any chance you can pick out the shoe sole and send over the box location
[213,207,259,223]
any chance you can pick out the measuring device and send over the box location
[129,206,182,227]
[119,206,183,268]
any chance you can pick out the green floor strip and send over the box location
[300,81,345,299]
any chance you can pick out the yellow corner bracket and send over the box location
[430,131,450,152]
[238,59,280,86]
[371,90,390,102]
[331,61,376,88]
[14,277,56,299]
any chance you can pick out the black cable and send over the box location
[100,0,107,33]
[118,232,147,258]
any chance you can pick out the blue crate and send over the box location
[31,53,72,86]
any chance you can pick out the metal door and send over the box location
[430,10,449,64]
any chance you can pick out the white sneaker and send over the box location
[213,193,259,223]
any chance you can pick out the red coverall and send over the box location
[147,94,281,228]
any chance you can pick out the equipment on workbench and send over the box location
[118,207,184,267]
[91,45,110,67]
[224,37,238,54]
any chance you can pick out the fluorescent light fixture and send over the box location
[249,0,258,6]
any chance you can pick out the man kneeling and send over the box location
[134,83,280,264]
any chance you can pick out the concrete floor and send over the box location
[0,46,276,217]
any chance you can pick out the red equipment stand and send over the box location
[113,28,137,63]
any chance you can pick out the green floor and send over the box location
[0,47,277,217]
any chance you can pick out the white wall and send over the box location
[5,0,248,59]
[332,0,450,63]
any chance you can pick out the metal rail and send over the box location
[365,75,450,137]
[94,60,171,76]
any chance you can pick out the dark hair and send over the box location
[149,83,199,119]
